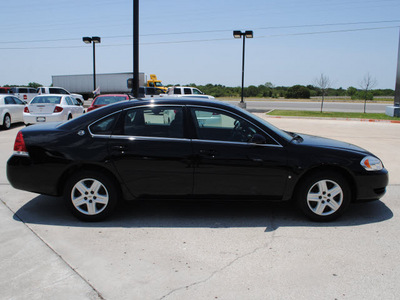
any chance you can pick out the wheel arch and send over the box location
[293,165,357,203]
[57,163,123,198]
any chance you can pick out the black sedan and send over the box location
[7,98,388,222]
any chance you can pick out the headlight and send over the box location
[360,156,383,171]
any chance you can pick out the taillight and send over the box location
[23,95,27,100]
[13,131,28,155]
[53,106,63,113]
[24,107,30,113]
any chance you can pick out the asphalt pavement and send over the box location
[0,115,399,300]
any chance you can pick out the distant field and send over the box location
[217,97,394,102]
[266,110,399,121]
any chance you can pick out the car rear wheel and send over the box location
[296,171,351,221]
[64,171,118,221]
[3,114,11,129]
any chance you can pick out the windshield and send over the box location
[30,96,61,104]
[240,109,293,142]
[155,82,163,87]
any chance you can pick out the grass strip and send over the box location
[267,110,400,121]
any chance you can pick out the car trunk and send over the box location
[28,104,57,114]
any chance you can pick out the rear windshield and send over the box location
[94,96,127,105]
[31,96,62,104]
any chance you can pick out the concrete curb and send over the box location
[263,115,400,124]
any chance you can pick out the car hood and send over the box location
[294,133,370,155]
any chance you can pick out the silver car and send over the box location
[24,94,84,125]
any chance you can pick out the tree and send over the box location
[314,73,331,113]
[28,82,42,88]
[359,73,377,113]
[347,86,357,97]
[285,85,310,99]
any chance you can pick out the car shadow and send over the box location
[13,195,393,231]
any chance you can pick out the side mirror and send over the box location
[250,134,266,144]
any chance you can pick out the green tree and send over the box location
[285,85,311,99]
[28,82,42,88]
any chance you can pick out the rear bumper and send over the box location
[23,113,65,124]
[354,168,389,202]
[7,154,61,196]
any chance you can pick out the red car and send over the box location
[87,94,130,112]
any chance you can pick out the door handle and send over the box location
[111,145,128,151]
[199,149,218,157]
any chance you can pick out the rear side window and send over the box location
[184,88,191,94]
[89,113,120,135]
[123,106,184,138]
[5,97,16,104]
[173,88,181,94]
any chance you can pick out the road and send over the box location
[223,99,391,113]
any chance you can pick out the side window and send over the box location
[70,97,79,105]
[193,89,202,95]
[13,97,24,105]
[65,97,73,105]
[191,108,274,144]
[173,88,181,95]
[89,113,120,135]
[5,97,15,104]
[123,106,184,138]
[184,88,191,95]
[19,88,28,93]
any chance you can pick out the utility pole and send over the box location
[132,0,139,98]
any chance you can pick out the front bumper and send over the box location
[354,168,389,202]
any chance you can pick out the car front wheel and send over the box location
[64,171,118,221]
[296,171,351,221]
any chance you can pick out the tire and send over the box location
[3,114,11,130]
[64,171,118,221]
[67,114,73,120]
[296,171,351,222]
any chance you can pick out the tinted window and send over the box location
[5,97,15,104]
[173,88,181,94]
[31,96,62,104]
[28,88,36,93]
[13,97,24,105]
[184,88,191,95]
[50,88,69,94]
[90,113,120,135]
[123,106,184,138]
[193,89,202,95]
[191,108,274,144]
[19,88,28,93]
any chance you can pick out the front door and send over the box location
[189,107,288,199]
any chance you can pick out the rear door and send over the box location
[107,105,193,198]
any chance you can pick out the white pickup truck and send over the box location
[160,86,214,99]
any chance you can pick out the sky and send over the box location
[1,0,400,89]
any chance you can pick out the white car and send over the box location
[0,95,25,129]
[160,86,215,99]
[37,87,85,105]
[24,94,85,125]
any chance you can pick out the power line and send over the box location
[0,25,399,50]
[0,20,399,45]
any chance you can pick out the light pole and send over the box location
[233,30,253,109]
[82,36,101,94]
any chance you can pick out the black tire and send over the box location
[3,114,11,130]
[67,114,73,120]
[296,171,351,222]
[64,171,118,221]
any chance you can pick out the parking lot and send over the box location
[1,116,400,300]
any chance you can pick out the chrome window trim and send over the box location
[88,110,122,137]
[110,135,191,143]
[192,138,283,148]
[188,105,282,146]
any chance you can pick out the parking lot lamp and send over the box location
[82,36,101,94]
[233,30,253,109]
